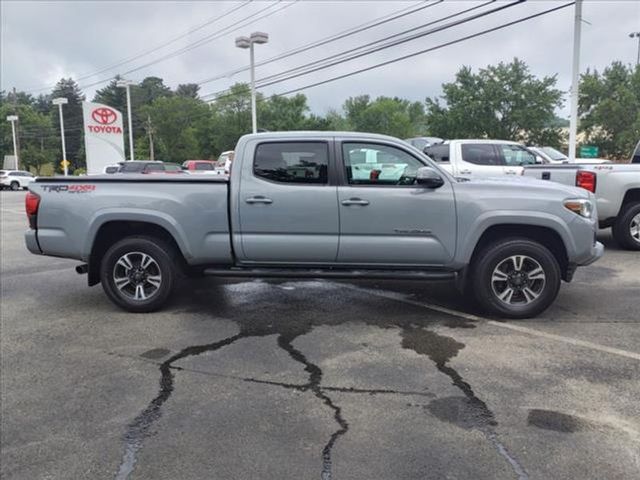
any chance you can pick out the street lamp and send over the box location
[235,31,269,134]
[52,97,69,176]
[116,78,136,160]
[630,32,640,67]
[6,115,19,169]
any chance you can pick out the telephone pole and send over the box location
[568,0,582,162]
[144,115,155,161]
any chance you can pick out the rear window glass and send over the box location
[424,145,450,163]
[119,163,145,173]
[195,162,214,170]
[254,142,328,184]
[144,163,164,172]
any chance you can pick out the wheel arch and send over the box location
[87,220,187,286]
[468,224,570,281]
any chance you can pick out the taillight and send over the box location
[25,191,40,229]
[576,170,596,193]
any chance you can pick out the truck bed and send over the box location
[28,175,233,265]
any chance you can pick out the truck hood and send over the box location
[456,175,590,199]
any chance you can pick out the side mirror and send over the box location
[535,155,544,164]
[416,167,445,188]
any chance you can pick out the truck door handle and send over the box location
[459,169,472,175]
[245,196,273,204]
[341,198,369,206]
[505,169,518,175]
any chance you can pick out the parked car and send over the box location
[528,146,611,165]
[404,136,445,150]
[182,160,224,175]
[112,161,186,174]
[25,131,603,318]
[1,170,35,190]
[420,139,542,178]
[523,163,640,250]
[217,150,234,173]
[631,140,640,164]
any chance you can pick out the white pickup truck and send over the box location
[419,139,542,178]
[523,163,640,250]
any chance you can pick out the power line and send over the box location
[23,1,254,93]
[73,1,299,93]
[194,0,440,86]
[253,0,520,91]
[273,2,576,98]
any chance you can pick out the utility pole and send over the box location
[630,32,640,67]
[11,87,21,168]
[116,79,136,160]
[568,0,582,162]
[144,115,155,161]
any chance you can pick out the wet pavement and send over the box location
[1,190,639,479]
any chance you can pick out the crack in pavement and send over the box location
[114,281,527,479]
[277,333,349,480]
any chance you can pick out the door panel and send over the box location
[337,142,456,266]
[237,141,339,263]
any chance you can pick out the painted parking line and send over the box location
[341,284,640,362]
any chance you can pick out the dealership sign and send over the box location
[82,102,125,174]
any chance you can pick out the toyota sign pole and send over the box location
[116,79,135,160]
[52,97,69,176]
[235,32,268,134]
[6,115,19,169]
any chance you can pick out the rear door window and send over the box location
[119,163,145,173]
[143,163,164,173]
[254,142,329,184]
[461,144,503,165]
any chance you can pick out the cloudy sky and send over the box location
[1,0,638,117]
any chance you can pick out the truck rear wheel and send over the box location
[470,238,561,319]
[612,202,640,251]
[100,236,176,312]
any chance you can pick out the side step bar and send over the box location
[202,267,456,281]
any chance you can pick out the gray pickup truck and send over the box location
[25,131,603,318]
[523,163,640,250]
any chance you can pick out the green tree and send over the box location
[425,58,563,146]
[175,83,200,99]
[341,95,425,138]
[141,95,210,162]
[579,62,640,159]
[50,78,85,171]
[208,83,255,152]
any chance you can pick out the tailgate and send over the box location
[522,165,580,186]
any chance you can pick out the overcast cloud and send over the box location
[1,0,639,117]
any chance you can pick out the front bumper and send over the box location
[577,240,604,267]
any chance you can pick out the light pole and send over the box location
[116,79,136,160]
[235,32,269,134]
[52,97,69,176]
[568,0,582,162]
[6,115,19,169]
[630,32,640,67]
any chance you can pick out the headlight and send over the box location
[564,198,593,218]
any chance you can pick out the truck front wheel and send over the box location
[470,238,561,319]
[100,236,176,312]
[612,202,640,251]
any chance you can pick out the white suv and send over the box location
[0,170,35,190]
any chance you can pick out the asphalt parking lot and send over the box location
[1,189,639,480]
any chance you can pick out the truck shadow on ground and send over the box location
[114,279,530,480]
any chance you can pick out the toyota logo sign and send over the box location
[91,107,117,125]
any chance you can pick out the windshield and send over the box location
[540,147,568,161]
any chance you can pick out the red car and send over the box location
[182,160,219,174]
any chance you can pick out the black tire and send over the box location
[10,181,19,191]
[611,202,640,251]
[470,238,561,319]
[100,236,176,313]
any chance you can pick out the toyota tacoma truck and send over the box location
[523,163,640,250]
[25,131,603,318]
